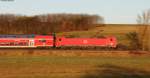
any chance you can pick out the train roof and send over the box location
[0,35,35,38]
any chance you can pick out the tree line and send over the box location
[0,14,104,34]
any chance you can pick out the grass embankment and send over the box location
[58,24,138,47]
[0,50,150,78]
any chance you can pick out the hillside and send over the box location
[57,24,139,47]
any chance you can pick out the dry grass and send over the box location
[0,50,150,78]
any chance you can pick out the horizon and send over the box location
[0,0,150,24]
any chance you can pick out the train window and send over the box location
[39,39,46,42]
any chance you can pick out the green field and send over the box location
[0,54,150,78]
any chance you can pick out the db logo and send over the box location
[83,40,88,44]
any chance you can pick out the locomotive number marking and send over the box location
[83,40,88,44]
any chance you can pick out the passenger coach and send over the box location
[0,35,53,48]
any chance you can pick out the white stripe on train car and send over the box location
[0,46,36,48]
[0,38,53,40]
[36,45,53,47]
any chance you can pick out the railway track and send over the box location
[0,45,126,50]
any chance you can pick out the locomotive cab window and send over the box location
[39,39,46,42]
[59,38,62,41]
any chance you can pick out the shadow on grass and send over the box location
[82,64,150,78]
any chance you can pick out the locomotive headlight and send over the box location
[110,43,113,45]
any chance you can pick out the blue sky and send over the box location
[0,0,150,24]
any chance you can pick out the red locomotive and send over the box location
[0,34,117,48]
[56,37,117,48]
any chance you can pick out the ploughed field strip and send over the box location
[0,49,149,57]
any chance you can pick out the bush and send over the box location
[126,32,142,50]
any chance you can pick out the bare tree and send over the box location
[137,9,150,24]
[0,13,104,34]
[137,9,150,51]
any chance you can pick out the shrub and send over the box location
[126,32,142,50]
